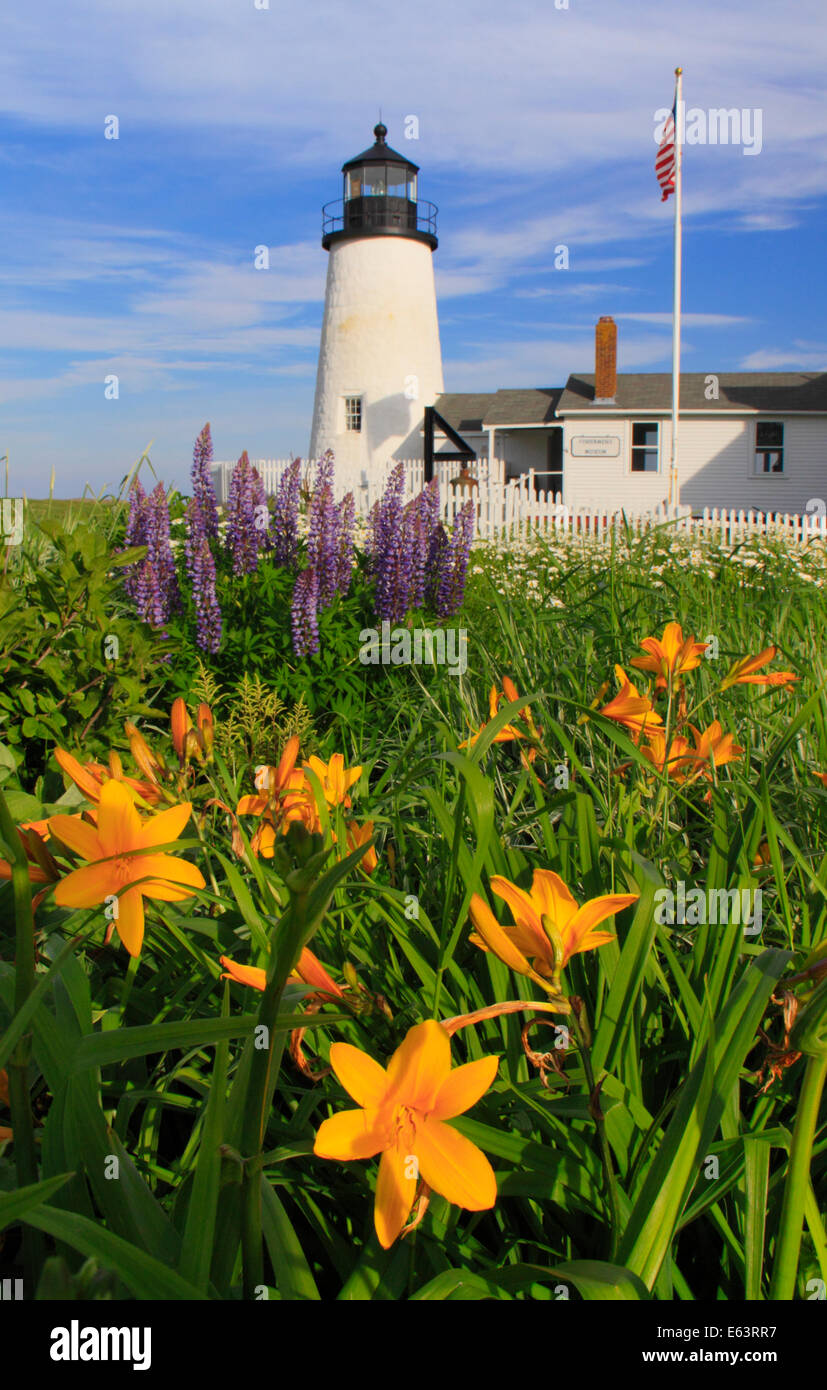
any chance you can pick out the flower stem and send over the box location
[239,889,308,1300]
[571,1003,623,1262]
[769,1052,827,1301]
[0,787,44,1284]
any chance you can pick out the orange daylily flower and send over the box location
[237,739,315,849]
[815,772,827,788]
[720,647,799,692]
[630,622,708,691]
[469,869,639,990]
[313,1019,498,1249]
[55,747,161,807]
[303,754,361,809]
[345,820,378,874]
[685,720,744,777]
[49,780,205,957]
[597,666,663,742]
[219,946,344,1002]
[639,728,692,780]
[459,677,538,750]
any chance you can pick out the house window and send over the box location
[631,421,660,472]
[344,397,362,433]
[754,421,784,474]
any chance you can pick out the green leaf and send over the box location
[260,1178,321,1300]
[179,989,231,1292]
[68,1015,259,1071]
[551,1259,651,1300]
[411,1268,512,1300]
[0,1172,75,1232]
[19,1204,209,1300]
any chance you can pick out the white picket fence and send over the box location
[210,458,827,545]
[210,456,505,507]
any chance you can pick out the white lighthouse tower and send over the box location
[309,123,444,477]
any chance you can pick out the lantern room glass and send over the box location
[345,165,417,201]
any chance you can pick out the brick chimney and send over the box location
[594,316,617,401]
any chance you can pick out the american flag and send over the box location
[655,102,676,201]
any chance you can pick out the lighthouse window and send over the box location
[385,165,408,197]
[344,397,362,432]
[362,167,387,197]
[345,171,362,200]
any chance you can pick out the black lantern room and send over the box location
[321,122,438,251]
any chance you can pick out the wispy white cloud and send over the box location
[740,346,827,370]
[616,312,753,326]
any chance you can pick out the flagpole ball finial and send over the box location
[675,66,683,74]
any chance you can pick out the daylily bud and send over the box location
[184,727,205,764]
[171,698,192,760]
[273,735,300,792]
[108,750,124,780]
[199,719,214,760]
[196,702,213,734]
[578,682,610,724]
[124,722,165,781]
[343,961,360,991]
[502,676,519,703]
[540,914,567,988]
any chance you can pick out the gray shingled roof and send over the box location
[437,373,827,427]
[433,393,495,432]
[557,372,827,413]
[435,387,563,429]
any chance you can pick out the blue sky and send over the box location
[2,0,826,496]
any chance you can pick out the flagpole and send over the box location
[669,66,683,509]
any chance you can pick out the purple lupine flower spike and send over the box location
[192,531,222,652]
[435,500,475,618]
[307,452,340,609]
[291,566,320,657]
[191,422,219,539]
[121,479,180,626]
[334,491,355,596]
[226,450,268,575]
[272,457,301,569]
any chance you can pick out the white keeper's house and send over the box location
[296,125,827,516]
[434,317,827,514]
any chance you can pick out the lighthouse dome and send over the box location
[322,121,437,250]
